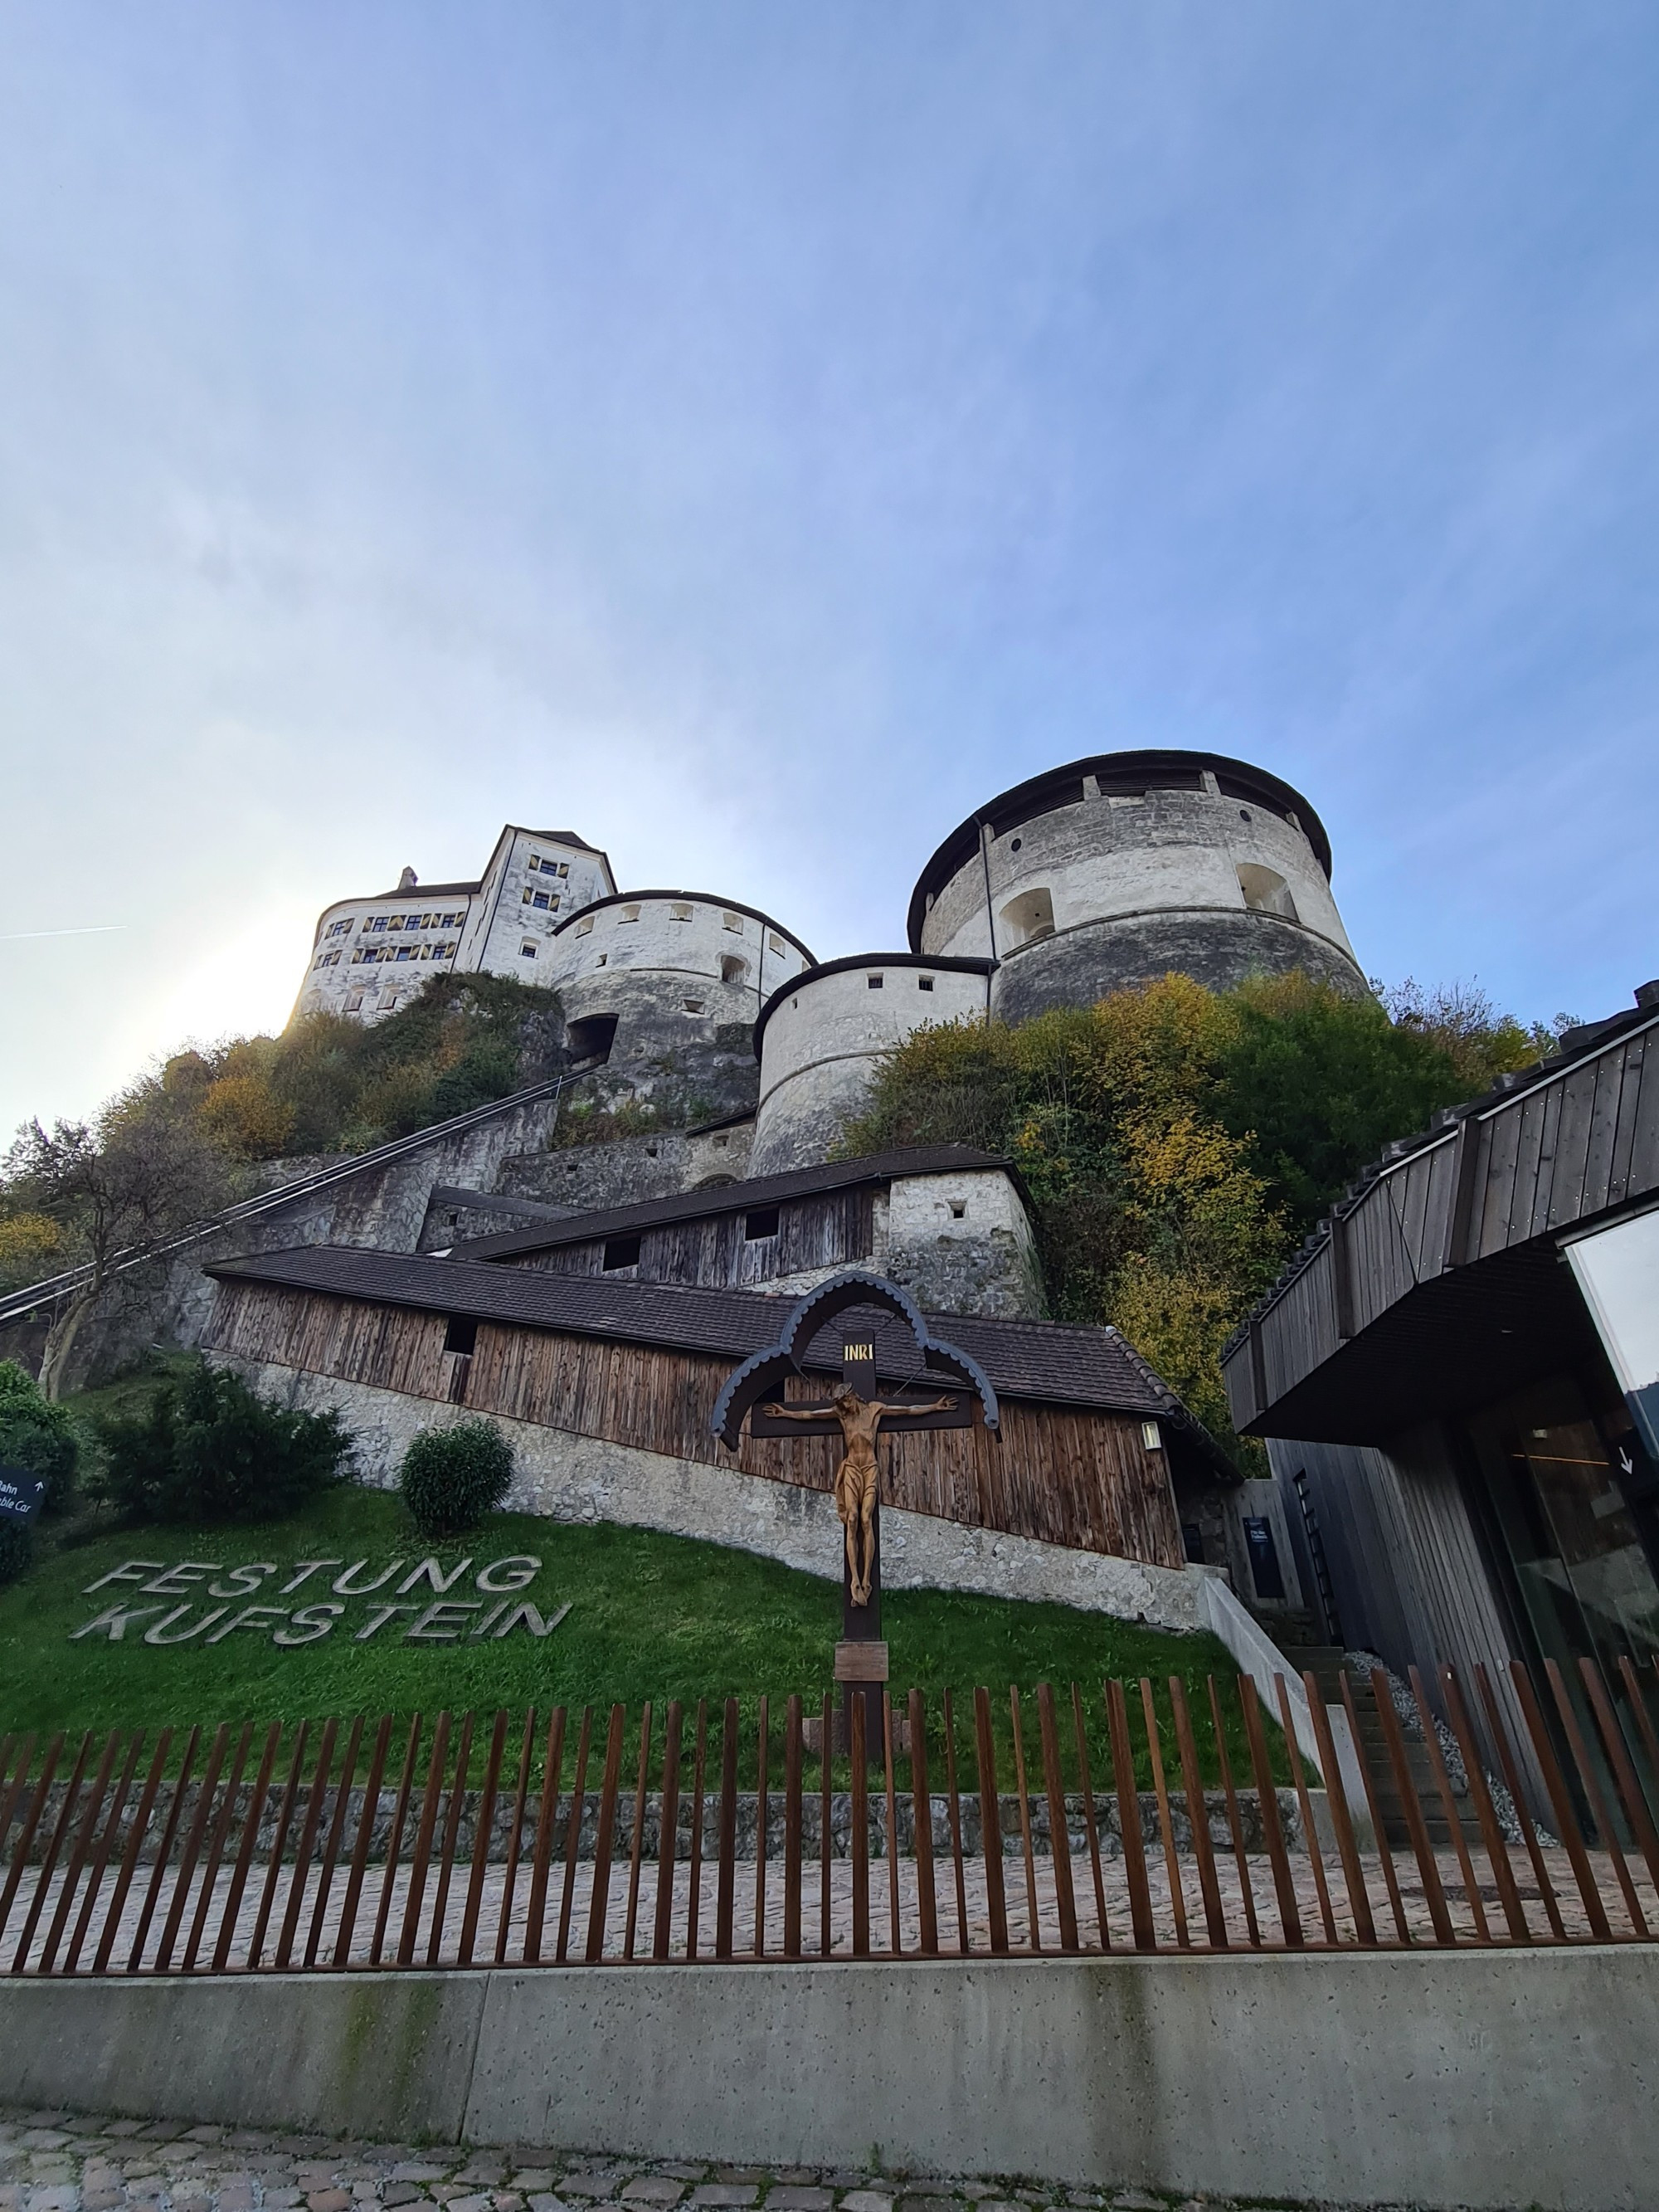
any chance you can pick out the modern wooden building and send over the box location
[1221,978,1659,1792]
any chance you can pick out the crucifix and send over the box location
[749,1333,975,1756]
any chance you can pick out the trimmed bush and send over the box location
[0,1518,32,1586]
[0,1360,80,1516]
[95,1358,353,1523]
[399,1420,514,1538]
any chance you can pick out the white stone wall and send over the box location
[466,828,615,981]
[880,1167,1045,1318]
[752,961,990,1175]
[547,894,811,1037]
[216,1354,1203,1633]
[917,779,1356,974]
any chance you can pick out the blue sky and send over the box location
[2,3,1656,1136]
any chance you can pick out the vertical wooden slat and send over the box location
[942,1689,971,1955]
[585,1704,627,1964]
[652,1702,680,1963]
[275,1718,337,1971]
[100,1729,172,1976]
[1140,1680,1189,1951]
[881,1693,902,1957]
[685,1702,708,1962]
[715,1698,738,1961]
[1239,1678,1302,1948]
[372,1716,423,1966]
[461,1710,510,1967]
[1438,1669,1529,1944]
[1580,1660,1659,1898]
[304,1716,364,1971]
[1209,1680,1261,1949]
[426,1708,474,1965]
[37,1730,124,1975]
[1339,1674,1409,1945]
[849,1693,870,1956]
[972,1687,1008,1954]
[523,1707,566,1965]
[1035,1685,1079,1954]
[1509,1662,1608,1940]
[909,1688,937,1956]
[1407,1669,1489,1942]
[1273,1678,1336,1946]
[1070,1683,1111,1951]
[1170,1680,1226,1949]
[754,1696,770,1961]
[397,1710,452,1966]
[1302,1677,1373,1946]
[213,1721,280,1974]
[1106,1680,1155,1951]
[555,1707,593,1965]
[1545,1660,1645,1936]
[128,1727,202,1973]
[784,1696,803,1960]
[12,1732,94,1972]
[623,1703,653,1963]
[1616,1657,1659,1810]
[247,1722,304,1971]
[1009,1688,1042,1952]
[152,1723,231,1975]
[495,1708,538,1967]
[66,1732,146,1975]
[818,1689,833,1958]
[333,1714,394,1969]
[184,1721,255,1971]
[1370,1674,1454,1946]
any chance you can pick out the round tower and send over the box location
[547,891,814,1099]
[750,954,993,1176]
[907,750,1364,1026]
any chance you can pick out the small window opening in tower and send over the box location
[575,915,595,937]
[721,955,749,985]
[603,1235,642,1271]
[722,911,744,933]
[744,1206,780,1240]
[949,1200,966,1220]
[620,904,640,923]
[767,932,786,954]
[1237,864,1298,921]
[520,941,538,958]
[671,902,693,921]
[917,975,935,992]
[1000,888,1055,947]
[867,973,884,989]
[683,997,706,1014]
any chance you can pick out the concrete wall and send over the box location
[216,1357,1203,1632]
[752,961,990,1175]
[916,779,1364,1012]
[5,1950,1657,2210]
[879,1167,1044,1320]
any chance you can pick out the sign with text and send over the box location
[0,1468,45,1526]
[69,1552,570,1650]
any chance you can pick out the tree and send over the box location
[4,1091,236,1399]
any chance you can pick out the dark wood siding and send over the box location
[207,1280,1185,1571]
[510,1188,876,1291]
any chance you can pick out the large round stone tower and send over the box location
[907,750,1365,1025]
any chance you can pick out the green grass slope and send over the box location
[1,1484,1280,1786]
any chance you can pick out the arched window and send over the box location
[1237,864,1298,920]
[1000,887,1055,946]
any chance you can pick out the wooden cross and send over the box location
[750,1335,978,1756]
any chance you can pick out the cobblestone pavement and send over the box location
[0,2107,1433,2212]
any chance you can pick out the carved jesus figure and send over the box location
[761,1386,956,1607]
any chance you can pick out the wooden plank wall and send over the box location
[207,1283,1185,1571]
[510,1189,876,1292]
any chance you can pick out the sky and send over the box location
[2,2,1657,1138]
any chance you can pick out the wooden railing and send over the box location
[2,1657,1657,1973]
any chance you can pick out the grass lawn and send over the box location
[0,1479,1286,1791]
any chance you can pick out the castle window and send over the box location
[602,1235,642,1271]
[396,947,414,961]
[344,992,363,1012]
[443,1314,478,1356]
[523,888,534,904]
[917,976,934,992]
[1000,888,1054,947]
[949,1200,966,1219]
[596,953,607,966]
[683,998,705,1014]
[557,862,568,876]
[620,904,640,923]
[381,992,398,1010]
[371,917,387,932]
[722,911,744,933]
[721,955,748,985]
[533,891,550,909]
[744,1206,780,1240]
[520,941,538,959]
[576,915,594,936]
[671,902,693,922]
[767,932,786,955]
[388,917,404,932]
[1237,864,1298,920]
[867,973,883,989]
[547,895,560,911]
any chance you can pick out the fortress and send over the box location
[291,748,1362,1177]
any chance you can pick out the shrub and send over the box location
[96,1358,353,1523]
[0,1360,80,1515]
[399,1420,515,1537]
[0,1519,32,1586]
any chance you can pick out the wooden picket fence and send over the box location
[2,1656,1658,1974]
